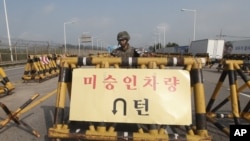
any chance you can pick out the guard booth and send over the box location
[48,56,211,141]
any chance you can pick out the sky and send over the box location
[1,0,250,49]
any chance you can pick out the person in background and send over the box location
[111,31,140,57]
[223,41,233,55]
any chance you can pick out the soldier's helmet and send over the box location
[117,31,130,41]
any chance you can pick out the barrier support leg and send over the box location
[228,63,241,124]
[191,62,209,137]
[22,61,32,81]
[206,68,228,112]
[53,62,71,129]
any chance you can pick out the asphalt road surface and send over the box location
[0,64,249,141]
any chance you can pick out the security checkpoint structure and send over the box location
[47,56,211,141]
[1,53,250,140]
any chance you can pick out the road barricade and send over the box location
[48,56,211,141]
[0,67,15,96]
[216,54,250,73]
[206,59,250,137]
[22,54,59,82]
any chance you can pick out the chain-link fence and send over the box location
[0,38,108,64]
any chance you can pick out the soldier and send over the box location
[111,31,140,57]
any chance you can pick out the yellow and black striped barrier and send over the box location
[206,59,250,137]
[216,54,250,73]
[0,67,15,95]
[0,93,40,137]
[48,56,211,141]
[22,54,60,82]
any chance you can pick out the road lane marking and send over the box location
[239,92,250,98]
[227,89,250,98]
[4,66,24,71]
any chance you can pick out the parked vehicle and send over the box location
[224,39,250,55]
[189,39,225,60]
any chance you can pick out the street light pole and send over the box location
[96,39,102,51]
[63,21,75,54]
[163,26,165,47]
[181,8,197,41]
[78,37,81,56]
[157,25,166,47]
[91,36,97,52]
[3,0,13,62]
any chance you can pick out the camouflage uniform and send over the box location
[111,44,140,57]
[111,31,140,58]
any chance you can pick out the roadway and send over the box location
[1,64,250,141]
[0,65,59,141]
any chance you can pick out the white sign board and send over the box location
[69,68,191,125]
[81,35,91,43]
